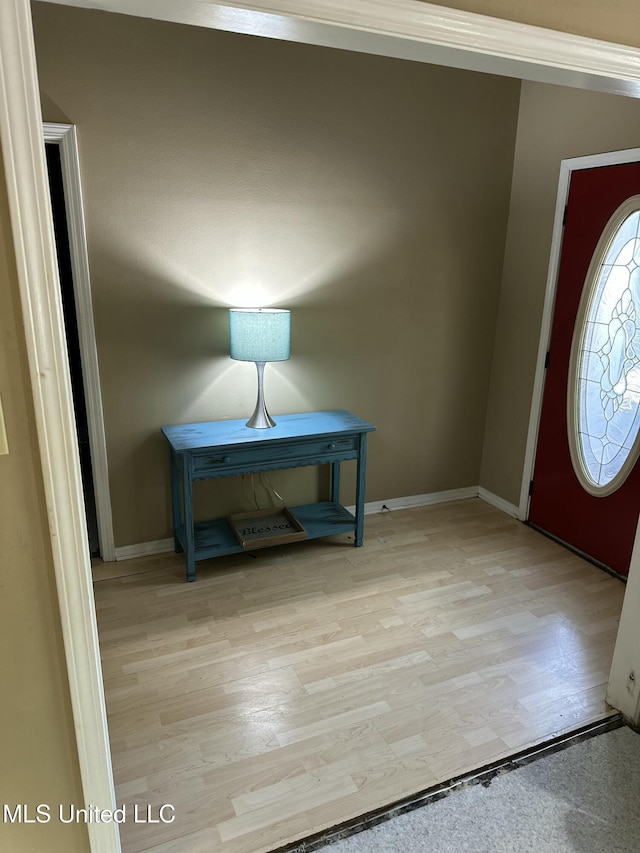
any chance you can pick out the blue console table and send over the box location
[161,410,376,581]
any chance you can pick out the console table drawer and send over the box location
[191,435,359,477]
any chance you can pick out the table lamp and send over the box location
[229,308,290,428]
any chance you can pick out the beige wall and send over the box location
[480,81,640,505]
[32,2,521,548]
[427,0,640,48]
[0,167,88,848]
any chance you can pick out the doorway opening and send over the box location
[46,141,100,556]
[42,122,115,562]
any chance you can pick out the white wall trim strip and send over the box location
[0,3,120,852]
[607,516,640,724]
[114,538,175,561]
[478,486,520,519]
[38,0,640,97]
[355,487,479,516]
[117,489,514,561]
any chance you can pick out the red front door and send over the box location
[528,160,640,577]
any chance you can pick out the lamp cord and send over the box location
[261,472,285,507]
[249,473,285,509]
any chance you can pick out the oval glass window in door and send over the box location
[568,196,640,496]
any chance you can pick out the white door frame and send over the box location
[608,515,640,720]
[43,122,116,563]
[519,146,640,520]
[0,5,119,853]
[3,3,640,853]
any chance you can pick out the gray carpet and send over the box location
[321,726,640,852]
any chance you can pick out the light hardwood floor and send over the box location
[93,499,625,853]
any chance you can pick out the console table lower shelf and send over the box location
[175,501,357,562]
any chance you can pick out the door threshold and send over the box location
[275,714,623,853]
[525,521,628,582]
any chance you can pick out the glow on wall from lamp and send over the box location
[110,201,402,306]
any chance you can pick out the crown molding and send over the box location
[37,0,640,97]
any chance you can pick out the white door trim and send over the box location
[0,3,120,853]
[519,146,640,520]
[43,122,116,563]
[607,516,640,720]
[2,5,640,853]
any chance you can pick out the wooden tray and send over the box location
[227,507,307,549]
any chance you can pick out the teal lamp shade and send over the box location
[229,308,290,428]
[229,308,290,362]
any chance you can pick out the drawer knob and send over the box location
[205,455,232,465]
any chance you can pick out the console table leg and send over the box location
[182,462,196,582]
[330,460,341,504]
[354,434,368,547]
[186,556,196,582]
[170,450,183,554]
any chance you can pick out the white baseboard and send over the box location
[477,487,520,518]
[112,487,519,561]
[114,537,174,561]
[346,486,478,516]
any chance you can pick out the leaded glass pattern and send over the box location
[575,207,640,490]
